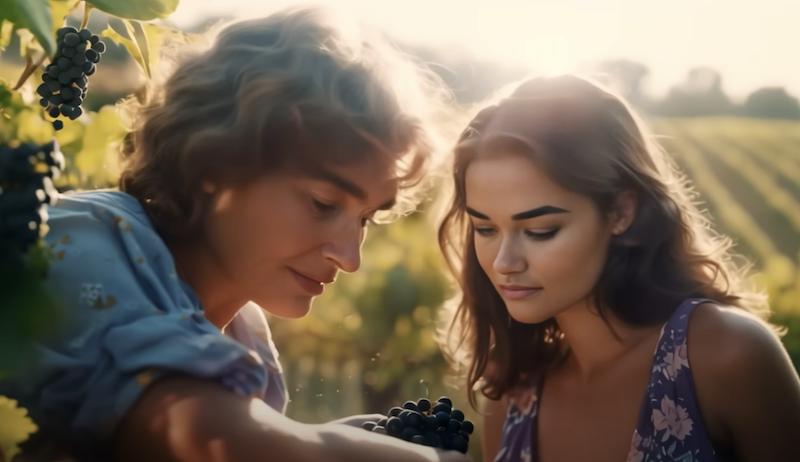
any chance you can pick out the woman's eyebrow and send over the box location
[465,205,569,220]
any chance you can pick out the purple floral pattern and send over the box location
[493,299,720,462]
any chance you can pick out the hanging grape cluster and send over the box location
[36,27,106,131]
[362,396,473,454]
[0,140,64,272]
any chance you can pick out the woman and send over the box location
[0,6,469,462]
[437,75,800,462]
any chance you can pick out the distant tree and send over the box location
[655,67,735,117]
[740,87,800,120]
[594,59,651,108]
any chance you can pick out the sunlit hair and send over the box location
[437,74,770,407]
[118,6,452,237]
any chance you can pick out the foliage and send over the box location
[0,396,38,462]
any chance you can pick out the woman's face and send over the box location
[203,155,399,319]
[465,151,633,324]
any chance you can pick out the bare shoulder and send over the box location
[687,302,787,377]
[687,302,800,459]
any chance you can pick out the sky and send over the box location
[167,0,800,101]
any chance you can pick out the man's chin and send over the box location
[259,296,314,319]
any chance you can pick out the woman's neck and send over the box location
[167,237,248,330]
[553,299,662,383]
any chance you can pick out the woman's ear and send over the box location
[610,189,637,235]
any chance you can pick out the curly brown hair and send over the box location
[437,75,770,406]
[119,6,451,238]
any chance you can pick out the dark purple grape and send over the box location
[434,411,449,426]
[85,49,99,63]
[388,406,403,417]
[57,26,78,39]
[60,87,74,101]
[403,401,419,412]
[461,420,474,434]
[71,53,87,65]
[48,106,60,118]
[58,72,71,85]
[60,105,74,117]
[68,66,83,79]
[451,435,468,453]
[361,421,376,431]
[432,403,451,415]
[42,73,54,83]
[386,417,404,436]
[377,418,388,428]
[47,80,61,92]
[425,432,442,447]
[46,66,59,78]
[458,430,470,442]
[436,396,453,407]
[417,398,432,413]
[36,83,50,97]
[52,120,63,131]
[424,415,439,431]
[446,418,461,433]
[75,76,87,89]
[401,427,420,441]
[92,41,106,53]
[90,35,100,45]
[64,32,80,47]
[85,64,96,76]
[61,47,76,58]
[68,107,82,120]
[57,57,71,70]
[411,434,427,445]
[450,409,465,422]
[371,426,386,434]
[68,97,82,108]
[48,94,62,105]
[38,98,48,108]
[79,29,92,41]
[81,61,93,73]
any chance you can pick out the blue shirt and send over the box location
[0,190,287,458]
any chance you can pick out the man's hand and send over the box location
[328,413,386,428]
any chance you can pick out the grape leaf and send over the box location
[0,20,14,51]
[124,19,151,79]
[86,0,179,21]
[100,25,149,78]
[0,396,38,461]
[48,0,81,34]
[0,0,55,57]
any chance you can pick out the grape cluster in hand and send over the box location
[362,396,474,454]
[0,140,64,271]
[36,27,106,131]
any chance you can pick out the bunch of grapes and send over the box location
[0,140,64,272]
[362,396,474,454]
[36,26,106,131]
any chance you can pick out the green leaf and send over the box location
[0,0,55,57]
[100,25,148,78]
[74,106,126,184]
[0,20,14,51]
[0,396,38,461]
[48,0,81,33]
[124,19,151,79]
[86,0,179,21]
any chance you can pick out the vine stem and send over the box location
[11,53,46,91]
[80,2,93,30]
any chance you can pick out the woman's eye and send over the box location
[312,198,336,213]
[474,227,496,236]
[525,229,559,240]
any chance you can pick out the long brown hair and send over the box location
[437,75,769,406]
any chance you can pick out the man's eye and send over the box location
[312,198,336,213]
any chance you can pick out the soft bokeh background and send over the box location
[2,1,799,460]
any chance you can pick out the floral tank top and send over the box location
[493,298,721,462]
